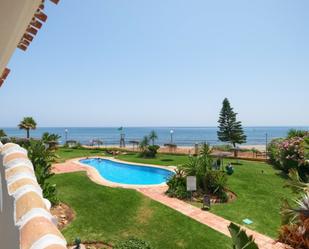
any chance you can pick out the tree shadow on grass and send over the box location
[63,149,73,152]
[161,159,174,162]
[90,150,100,154]
[275,171,289,180]
[231,162,243,166]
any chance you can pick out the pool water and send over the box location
[80,158,174,185]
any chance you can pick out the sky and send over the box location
[0,0,308,127]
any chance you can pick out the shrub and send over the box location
[166,169,187,199]
[267,138,283,167]
[279,137,306,172]
[0,136,11,144]
[268,136,309,181]
[204,170,227,196]
[10,137,31,147]
[114,237,153,249]
[279,170,309,248]
[180,144,213,191]
[305,137,309,160]
[218,190,229,202]
[25,139,58,205]
[180,156,205,189]
[139,145,160,158]
[287,129,309,139]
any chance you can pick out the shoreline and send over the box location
[84,144,267,153]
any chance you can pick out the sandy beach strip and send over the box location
[84,144,266,153]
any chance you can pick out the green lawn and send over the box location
[116,153,189,166]
[56,148,294,239]
[116,154,294,238]
[51,172,230,248]
[56,147,189,166]
[56,147,108,162]
[210,160,293,238]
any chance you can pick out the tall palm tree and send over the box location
[18,117,37,139]
[0,129,6,138]
[149,130,158,146]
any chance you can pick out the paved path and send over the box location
[53,160,289,249]
[137,187,287,249]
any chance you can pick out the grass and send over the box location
[116,153,189,166]
[210,160,294,238]
[56,147,108,162]
[56,148,295,239]
[56,147,189,166]
[116,154,294,238]
[51,172,230,248]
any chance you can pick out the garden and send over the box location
[1,115,308,248]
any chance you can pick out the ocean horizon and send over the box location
[1,126,308,146]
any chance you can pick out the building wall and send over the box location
[0,143,67,249]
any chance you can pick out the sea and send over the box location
[1,127,308,146]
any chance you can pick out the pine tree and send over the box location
[217,98,246,156]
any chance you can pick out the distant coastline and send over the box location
[1,126,308,147]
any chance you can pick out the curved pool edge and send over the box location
[72,156,176,189]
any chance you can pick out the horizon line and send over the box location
[1,125,309,129]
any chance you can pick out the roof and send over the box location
[0,0,59,88]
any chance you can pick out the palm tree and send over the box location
[18,117,37,139]
[148,130,158,146]
[139,136,149,151]
[42,132,61,150]
[279,171,309,249]
[0,129,6,138]
[281,169,309,224]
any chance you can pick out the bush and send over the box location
[166,169,188,199]
[305,137,309,160]
[204,170,228,196]
[268,136,309,181]
[139,145,160,158]
[279,170,309,249]
[25,139,58,205]
[0,136,11,144]
[267,138,283,167]
[287,129,309,139]
[114,237,153,249]
[217,190,229,202]
[279,137,305,172]
[10,137,32,147]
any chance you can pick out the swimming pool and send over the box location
[79,158,174,185]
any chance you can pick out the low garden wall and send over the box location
[0,142,67,249]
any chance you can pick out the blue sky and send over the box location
[1,0,308,127]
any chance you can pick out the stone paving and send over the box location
[53,159,289,249]
[137,187,288,249]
